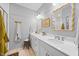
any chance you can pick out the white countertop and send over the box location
[31,33,78,56]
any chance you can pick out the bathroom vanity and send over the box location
[30,33,78,56]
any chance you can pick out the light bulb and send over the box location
[36,14,44,20]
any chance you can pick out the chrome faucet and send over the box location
[55,36,60,40]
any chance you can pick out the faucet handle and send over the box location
[61,37,64,41]
[55,36,60,40]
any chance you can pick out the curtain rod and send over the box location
[0,6,8,15]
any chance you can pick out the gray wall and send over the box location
[37,3,78,38]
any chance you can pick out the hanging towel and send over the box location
[0,10,8,56]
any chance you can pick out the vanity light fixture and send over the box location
[36,14,44,20]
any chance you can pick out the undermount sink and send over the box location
[48,39,64,44]
[37,32,64,44]
[38,32,47,36]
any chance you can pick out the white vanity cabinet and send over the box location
[30,34,68,56]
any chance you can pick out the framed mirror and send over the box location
[51,3,75,31]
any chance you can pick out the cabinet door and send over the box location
[34,37,39,56]
[30,35,35,50]
[39,40,47,56]
[45,43,67,56]
[30,35,39,56]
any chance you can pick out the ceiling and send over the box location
[16,3,67,12]
[17,3,43,11]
